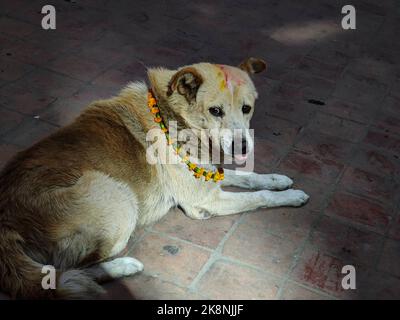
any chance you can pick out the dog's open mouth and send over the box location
[231,139,250,164]
[233,154,248,163]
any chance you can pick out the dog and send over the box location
[0,58,309,299]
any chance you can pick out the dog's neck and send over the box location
[152,92,188,133]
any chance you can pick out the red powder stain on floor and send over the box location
[302,252,342,292]
[367,151,396,173]
[317,143,338,158]
[329,194,389,231]
[303,252,327,287]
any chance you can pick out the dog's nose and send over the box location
[231,139,247,155]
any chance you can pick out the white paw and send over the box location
[268,174,294,190]
[257,174,293,190]
[280,189,309,207]
[264,189,309,207]
[106,257,144,277]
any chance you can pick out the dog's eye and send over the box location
[209,106,224,117]
[242,104,252,114]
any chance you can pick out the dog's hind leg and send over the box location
[85,257,144,283]
[221,169,293,190]
[48,171,142,297]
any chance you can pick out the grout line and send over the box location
[128,270,211,300]
[216,255,287,282]
[187,213,247,292]
[319,211,387,238]
[281,279,339,300]
[275,212,324,299]
[0,65,38,90]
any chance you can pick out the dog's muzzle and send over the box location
[231,138,248,162]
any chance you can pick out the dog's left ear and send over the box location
[239,57,267,74]
[167,67,203,102]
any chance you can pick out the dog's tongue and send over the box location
[234,154,248,163]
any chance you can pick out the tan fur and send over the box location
[238,57,267,74]
[0,58,308,299]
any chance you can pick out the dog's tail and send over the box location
[0,228,104,299]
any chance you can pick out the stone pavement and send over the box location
[0,0,399,299]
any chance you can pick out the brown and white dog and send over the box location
[0,58,309,299]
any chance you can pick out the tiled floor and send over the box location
[0,0,399,299]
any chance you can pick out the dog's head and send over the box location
[148,58,266,163]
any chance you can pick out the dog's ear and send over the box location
[167,67,203,102]
[239,57,267,74]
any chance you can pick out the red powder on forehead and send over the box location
[216,64,246,86]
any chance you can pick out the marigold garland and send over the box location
[147,89,224,182]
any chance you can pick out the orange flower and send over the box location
[148,97,157,106]
[151,107,159,114]
[205,171,213,181]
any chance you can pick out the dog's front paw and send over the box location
[279,189,309,207]
[263,189,309,207]
[257,174,293,190]
[269,174,294,190]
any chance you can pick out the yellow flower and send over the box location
[214,171,223,182]
[148,98,157,107]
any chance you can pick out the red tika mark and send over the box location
[217,64,246,86]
